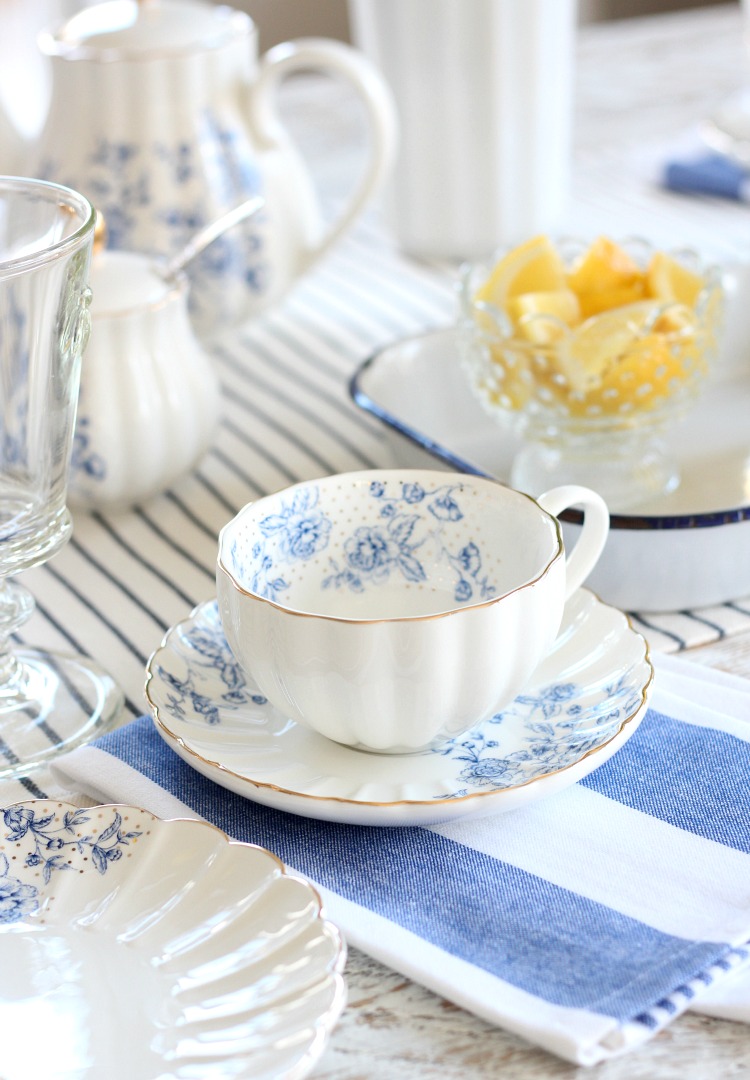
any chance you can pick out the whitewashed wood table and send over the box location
[3,4,750,1077]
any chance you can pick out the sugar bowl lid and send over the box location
[40,0,253,60]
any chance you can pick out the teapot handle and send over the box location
[248,37,398,270]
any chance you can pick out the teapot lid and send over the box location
[41,0,253,60]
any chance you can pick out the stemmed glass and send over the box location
[0,176,123,779]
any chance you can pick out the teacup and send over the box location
[216,470,609,754]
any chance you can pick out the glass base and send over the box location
[0,649,123,781]
[510,438,680,512]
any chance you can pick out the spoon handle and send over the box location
[162,195,265,281]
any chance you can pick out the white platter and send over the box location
[0,801,346,1080]
[701,87,750,165]
[350,326,750,612]
[145,595,652,828]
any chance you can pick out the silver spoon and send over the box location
[160,195,265,282]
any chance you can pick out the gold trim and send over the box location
[143,597,655,812]
[216,470,566,625]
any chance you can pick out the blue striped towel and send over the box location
[50,652,750,1065]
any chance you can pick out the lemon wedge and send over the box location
[558,300,699,413]
[566,237,646,319]
[559,300,663,393]
[507,289,581,344]
[476,235,567,311]
[646,251,705,307]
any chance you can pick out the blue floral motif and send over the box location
[0,854,38,924]
[41,107,268,331]
[240,487,332,602]
[1,807,141,896]
[430,489,463,521]
[323,481,496,605]
[402,482,426,504]
[158,609,267,726]
[514,683,578,720]
[432,677,636,795]
[70,416,106,482]
[260,487,332,561]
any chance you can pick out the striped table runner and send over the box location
[5,10,750,794]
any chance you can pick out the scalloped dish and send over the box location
[0,802,346,1080]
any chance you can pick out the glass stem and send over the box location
[0,578,35,689]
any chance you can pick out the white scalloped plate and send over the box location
[0,801,346,1080]
[145,593,653,827]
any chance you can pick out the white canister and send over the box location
[348,0,577,260]
[69,251,221,511]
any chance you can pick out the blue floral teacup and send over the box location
[216,470,609,753]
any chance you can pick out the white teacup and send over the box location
[217,470,609,754]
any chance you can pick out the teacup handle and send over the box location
[249,37,398,269]
[536,485,610,599]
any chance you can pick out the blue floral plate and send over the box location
[0,802,346,1079]
[146,591,652,826]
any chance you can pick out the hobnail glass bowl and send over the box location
[457,238,724,510]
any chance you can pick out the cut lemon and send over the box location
[476,235,567,310]
[567,334,691,417]
[576,282,646,320]
[646,251,704,307]
[566,236,646,319]
[558,300,662,393]
[507,288,581,344]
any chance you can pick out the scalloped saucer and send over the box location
[146,593,653,827]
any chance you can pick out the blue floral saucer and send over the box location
[146,592,653,827]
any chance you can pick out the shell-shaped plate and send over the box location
[0,802,346,1080]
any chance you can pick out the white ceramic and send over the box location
[33,0,397,336]
[350,327,750,613]
[146,593,652,826]
[216,469,609,753]
[347,0,575,259]
[0,801,346,1080]
[68,249,220,511]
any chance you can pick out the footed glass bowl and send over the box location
[457,238,724,510]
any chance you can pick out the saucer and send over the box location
[145,594,653,826]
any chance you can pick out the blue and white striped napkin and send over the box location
[51,653,750,1066]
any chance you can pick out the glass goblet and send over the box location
[0,176,123,779]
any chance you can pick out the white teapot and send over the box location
[34,0,397,337]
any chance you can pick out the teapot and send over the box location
[33,0,397,337]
